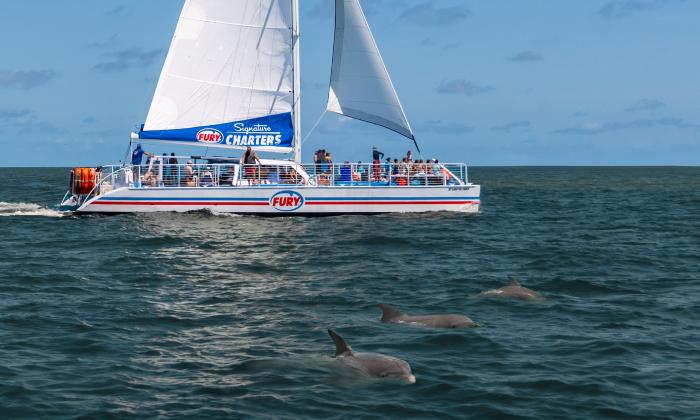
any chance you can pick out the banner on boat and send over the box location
[138,113,294,151]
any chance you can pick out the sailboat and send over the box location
[60,0,480,214]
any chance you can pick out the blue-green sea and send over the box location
[1,167,699,418]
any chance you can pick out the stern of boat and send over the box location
[59,166,133,212]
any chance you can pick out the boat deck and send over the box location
[97,161,470,192]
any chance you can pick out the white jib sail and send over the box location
[327,0,414,140]
[141,0,295,151]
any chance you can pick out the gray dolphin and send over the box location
[378,304,479,328]
[327,329,416,384]
[479,277,546,301]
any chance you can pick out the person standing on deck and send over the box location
[372,146,384,181]
[131,144,153,181]
[242,146,262,184]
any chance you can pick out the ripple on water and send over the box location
[0,167,699,417]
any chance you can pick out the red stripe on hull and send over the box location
[92,201,268,206]
[306,200,479,205]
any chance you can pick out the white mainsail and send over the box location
[138,0,297,152]
[327,0,415,141]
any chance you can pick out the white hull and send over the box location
[76,185,480,215]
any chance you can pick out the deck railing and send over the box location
[88,162,469,195]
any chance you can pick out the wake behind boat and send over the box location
[60,0,480,215]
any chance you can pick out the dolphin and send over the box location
[327,329,416,384]
[479,277,546,301]
[378,304,479,328]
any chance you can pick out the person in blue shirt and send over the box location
[131,144,153,179]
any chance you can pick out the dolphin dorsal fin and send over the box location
[328,329,353,356]
[378,304,405,321]
[508,276,521,286]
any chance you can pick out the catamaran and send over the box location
[60,0,480,215]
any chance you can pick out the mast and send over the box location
[292,0,302,163]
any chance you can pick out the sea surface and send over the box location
[1,167,699,419]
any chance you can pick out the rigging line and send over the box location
[300,110,326,147]
[411,135,423,159]
[285,109,325,160]
[122,138,133,166]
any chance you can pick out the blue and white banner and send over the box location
[138,112,294,150]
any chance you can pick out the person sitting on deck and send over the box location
[141,157,157,187]
[200,167,215,187]
[285,168,302,185]
[267,167,281,184]
[183,160,195,187]
[161,153,172,186]
[339,161,352,183]
[166,153,178,186]
[356,161,365,179]
[220,165,236,185]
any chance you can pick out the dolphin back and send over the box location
[328,329,353,356]
[378,304,405,322]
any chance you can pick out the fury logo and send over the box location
[270,190,304,211]
[196,128,223,144]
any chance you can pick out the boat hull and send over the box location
[75,185,481,214]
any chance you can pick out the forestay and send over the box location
[139,0,296,152]
[327,0,415,141]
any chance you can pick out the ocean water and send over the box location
[1,167,699,418]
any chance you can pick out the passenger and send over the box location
[314,149,326,175]
[130,144,153,180]
[372,146,385,162]
[401,157,410,175]
[340,161,352,182]
[167,153,178,186]
[324,152,333,174]
[242,146,261,184]
[200,167,214,187]
[416,160,426,176]
[287,168,302,184]
[406,150,413,162]
[356,160,367,181]
[351,162,360,181]
[221,165,236,185]
[161,153,172,186]
[432,158,441,173]
[142,158,157,187]
[392,159,399,175]
[267,167,281,184]
[372,146,384,181]
[183,160,195,187]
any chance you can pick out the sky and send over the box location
[0,0,698,166]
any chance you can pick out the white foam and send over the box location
[209,210,242,218]
[0,202,65,217]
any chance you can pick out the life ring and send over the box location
[81,168,96,194]
[71,167,97,195]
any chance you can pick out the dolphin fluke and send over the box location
[378,304,405,322]
[328,329,353,356]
